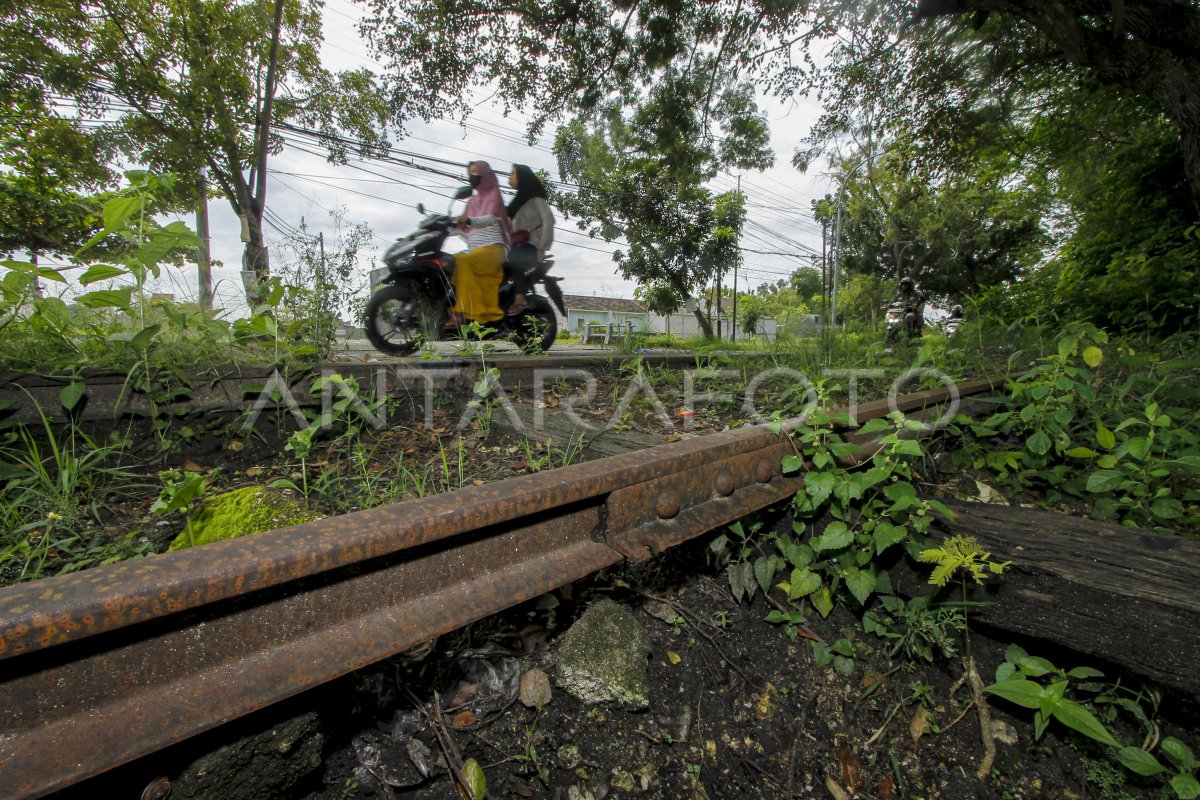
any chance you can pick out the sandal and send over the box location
[442,312,466,331]
[506,295,528,316]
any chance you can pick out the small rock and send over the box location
[754,683,780,720]
[610,768,637,792]
[991,719,1019,746]
[519,668,553,708]
[557,743,582,771]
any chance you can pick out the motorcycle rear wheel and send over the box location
[510,295,557,353]
[364,280,446,356]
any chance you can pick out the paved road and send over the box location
[332,335,645,361]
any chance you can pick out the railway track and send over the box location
[0,375,1002,799]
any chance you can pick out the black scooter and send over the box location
[364,185,566,355]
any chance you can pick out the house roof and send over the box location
[561,295,648,314]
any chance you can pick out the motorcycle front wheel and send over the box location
[364,280,446,356]
[510,295,557,353]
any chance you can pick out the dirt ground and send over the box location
[20,364,1197,800]
[285,532,1185,800]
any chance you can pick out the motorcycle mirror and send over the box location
[453,185,473,201]
[416,202,425,214]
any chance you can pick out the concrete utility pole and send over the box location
[731,174,740,343]
[196,168,213,311]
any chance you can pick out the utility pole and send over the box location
[317,231,328,352]
[731,174,740,343]
[820,216,827,329]
[716,270,723,340]
[196,168,213,312]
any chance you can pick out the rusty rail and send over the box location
[0,376,1002,799]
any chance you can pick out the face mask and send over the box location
[469,174,482,188]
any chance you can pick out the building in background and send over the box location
[557,295,651,337]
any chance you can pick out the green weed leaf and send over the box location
[1115,746,1168,776]
[1018,656,1056,677]
[1086,470,1124,492]
[1026,431,1051,456]
[812,586,834,618]
[1172,774,1200,800]
[461,758,487,800]
[812,521,852,552]
[1166,456,1200,474]
[1051,699,1119,747]
[76,288,133,310]
[1162,738,1196,770]
[79,264,128,286]
[788,568,821,599]
[891,438,924,457]
[984,677,1043,709]
[805,471,836,506]
[782,455,804,474]
[844,567,875,605]
[59,382,87,412]
[754,556,777,595]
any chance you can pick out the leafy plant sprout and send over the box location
[919,534,1010,779]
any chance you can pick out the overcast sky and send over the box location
[140,0,835,317]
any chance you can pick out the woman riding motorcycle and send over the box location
[505,164,555,315]
[446,160,510,329]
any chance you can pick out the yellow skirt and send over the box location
[452,244,506,322]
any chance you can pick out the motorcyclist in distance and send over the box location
[894,276,927,338]
[944,303,964,337]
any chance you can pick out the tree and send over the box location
[277,207,375,358]
[6,0,393,302]
[0,104,111,272]
[551,67,770,337]
[909,0,1200,214]
[634,283,683,336]
[827,140,1048,301]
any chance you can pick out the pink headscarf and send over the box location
[464,161,511,244]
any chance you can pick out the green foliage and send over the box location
[727,396,958,632]
[985,646,1118,747]
[918,535,1008,588]
[0,393,148,584]
[986,645,1200,798]
[809,636,863,677]
[950,324,1200,530]
[829,140,1049,303]
[862,593,965,664]
[553,70,762,308]
[8,0,393,291]
[151,470,208,548]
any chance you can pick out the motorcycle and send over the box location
[364,185,566,356]
[883,299,923,344]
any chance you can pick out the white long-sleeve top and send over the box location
[459,215,507,250]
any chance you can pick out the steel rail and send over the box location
[0,376,1002,799]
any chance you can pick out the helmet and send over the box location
[899,276,914,289]
[951,304,963,317]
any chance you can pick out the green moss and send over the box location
[168,486,322,551]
